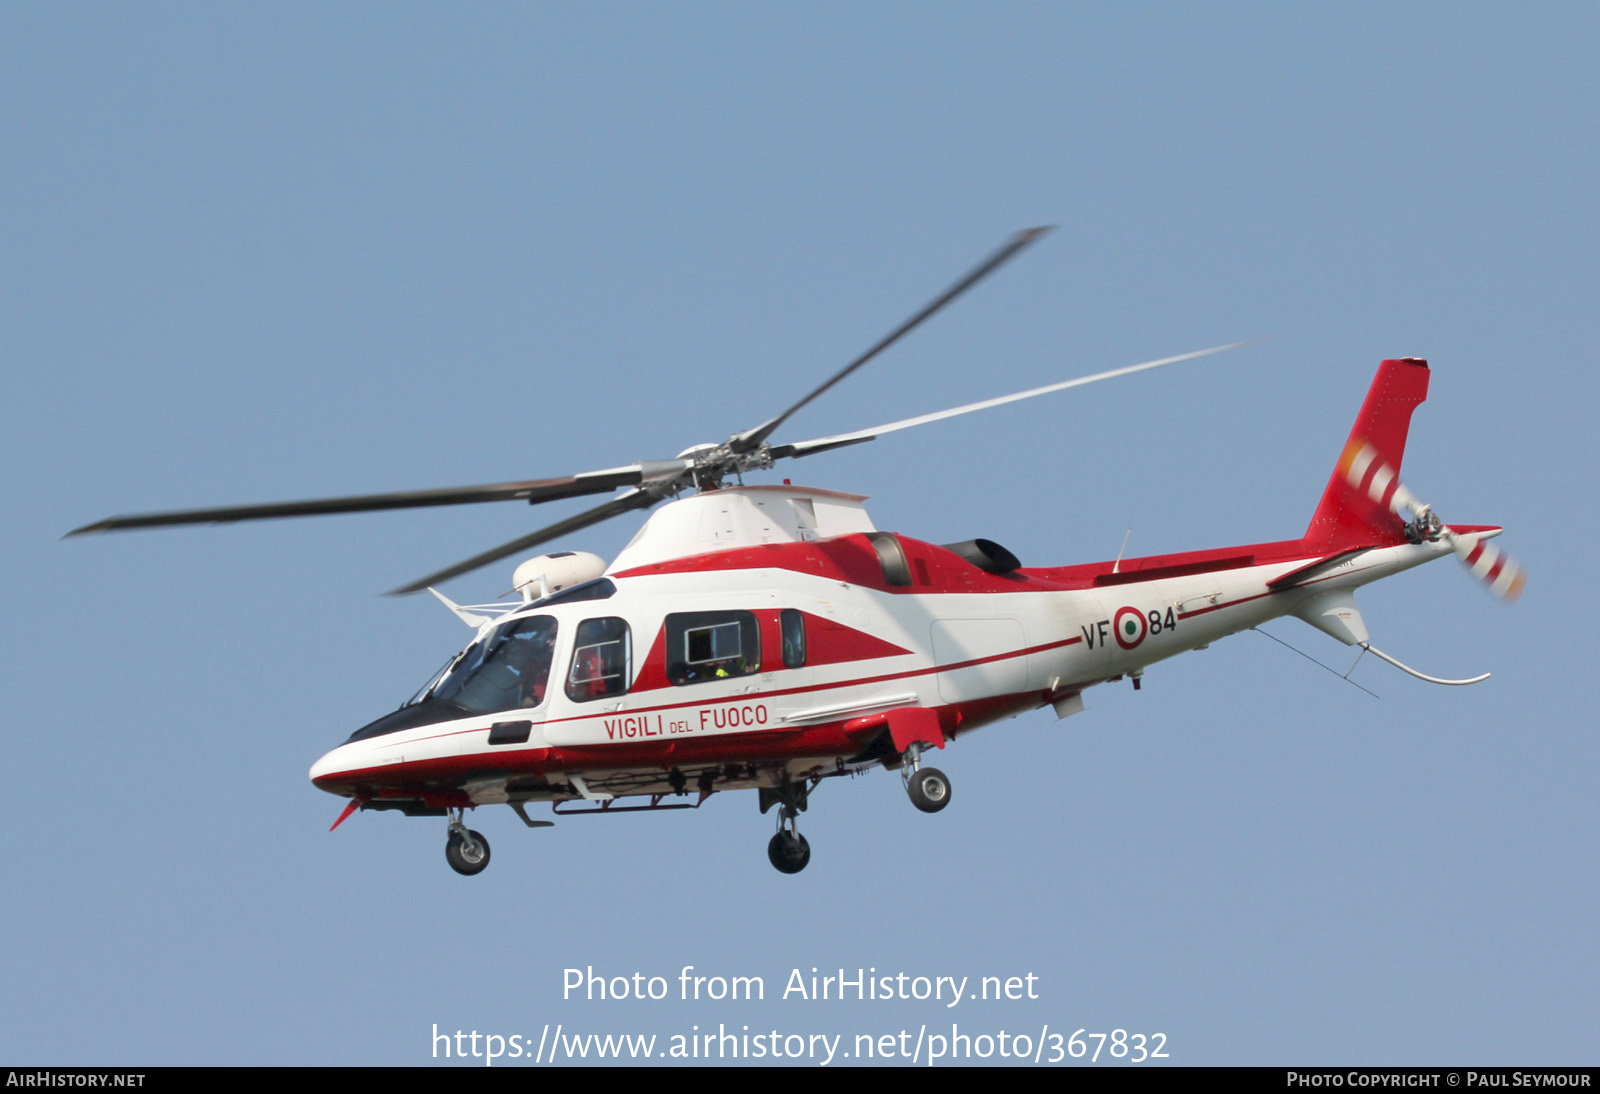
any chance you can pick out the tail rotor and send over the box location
[1339,440,1527,602]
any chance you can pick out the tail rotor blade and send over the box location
[1338,440,1425,519]
[1448,530,1528,602]
[1339,441,1526,602]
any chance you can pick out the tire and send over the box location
[446,829,492,876]
[907,767,951,813]
[766,831,811,874]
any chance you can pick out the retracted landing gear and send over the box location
[445,808,491,876]
[759,779,811,874]
[901,742,951,814]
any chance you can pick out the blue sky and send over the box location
[3,3,1595,1066]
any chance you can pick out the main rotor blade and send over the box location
[65,466,648,536]
[731,226,1054,453]
[769,341,1253,460]
[386,489,657,596]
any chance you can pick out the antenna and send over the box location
[1252,626,1380,698]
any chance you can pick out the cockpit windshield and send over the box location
[424,614,559,715]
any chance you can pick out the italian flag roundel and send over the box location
[1114,606,1147,650]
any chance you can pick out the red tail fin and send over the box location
[1304,358,1431,550]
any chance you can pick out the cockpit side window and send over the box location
[565,617,632,702]
[431,615,559,714]
[666,610,760,685]
[405,648,469,708]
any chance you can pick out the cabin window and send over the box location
[780,608,806,668]
[565,617,632,702]
[665,611,760,685]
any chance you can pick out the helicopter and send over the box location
[68,228,1525,875]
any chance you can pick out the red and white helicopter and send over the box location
[70,228,1525,875]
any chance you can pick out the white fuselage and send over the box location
[309,486,1452,807]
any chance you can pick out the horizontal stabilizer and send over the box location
[1267,549,1370,591]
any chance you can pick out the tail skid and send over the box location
[1359,642,1490,686]
[1292,586,1491,686]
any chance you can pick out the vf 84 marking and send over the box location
[1083,606,1177,650]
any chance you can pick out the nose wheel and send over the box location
[445,809,491,876]
[901,743,952,813]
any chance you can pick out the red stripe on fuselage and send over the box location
[312,689,1050,797]
[612,533,1054,595]
[1174,590,1275,620]
[616,529,1373,597]
[1172,555,1388,620]
[353,633,1088,751]
[317,633,1085,775]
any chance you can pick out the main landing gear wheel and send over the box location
[907,767,951,813]
[762,778,812,874]
[767,831,811,874]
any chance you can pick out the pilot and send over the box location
[522,628,557,707]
